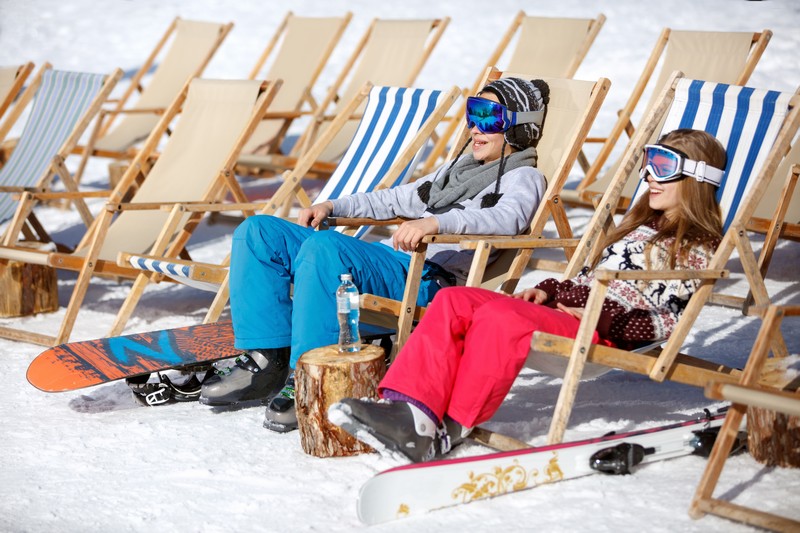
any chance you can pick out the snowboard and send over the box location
[357,412,727,525]
[27,322,239,392]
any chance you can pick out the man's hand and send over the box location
[556,303,585,320]
[392,217,439,252]
[512,287,548,304]
[298,201,333,228]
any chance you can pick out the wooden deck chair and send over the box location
[0,78,279,346]
[335,68,610,356]
[565,28,771,208]
[689,304,800,532]
[107,83,460,335]
[236,12,351,163]
[465,74,800,448]
[419,12,605,176]
[0,62,34,135]
[238,17,449,180]
[0,66,123,238]
[72,18,233,183]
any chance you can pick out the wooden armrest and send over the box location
[594,269,729,281]
[459,236,581,250]
[325,216,408,228]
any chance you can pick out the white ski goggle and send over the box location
[639,144,724,187]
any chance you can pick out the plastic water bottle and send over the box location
[336,273,361,352]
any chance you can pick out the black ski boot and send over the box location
[328,398,437,463]
[435,415,472,458]
[200,348,289,406]
[263,371,298,433]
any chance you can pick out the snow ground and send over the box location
[1,0,799,531]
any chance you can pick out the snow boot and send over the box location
[263,371,297,433]
[435,415,472,458]
[328,398,437,463]
[199,348,289,406]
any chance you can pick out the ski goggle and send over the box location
[639,144,724,187]
[465,96,543,134]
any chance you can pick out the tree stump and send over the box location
[296,344,386,458]
[747,406,800,467]
[0,246,58,318]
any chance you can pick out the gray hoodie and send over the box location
[329,160,546,283]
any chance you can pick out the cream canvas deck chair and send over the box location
[238,17,449,180]
[468,74,800,448]
[0,62,34,132]
[419,12,605,176]
[72,18,233,183]
[0,66,122,238]
[0,62,36,165]
[690,304,800,532]
[107,83,459,335]
[337,68,610,356]
[565,28,771,208]
[236,12,351,163]
[0,78,279,346]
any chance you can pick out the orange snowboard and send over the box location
[27,322,239,392]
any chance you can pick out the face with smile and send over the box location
[646,173,682,218]
[470,92,512,163]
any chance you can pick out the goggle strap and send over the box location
[512,109,544,128]
[682,159,724,186]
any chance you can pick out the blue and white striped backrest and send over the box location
[0,69,106,223]
[314,86,444,238]
[630,78,792,231]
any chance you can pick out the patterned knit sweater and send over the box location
[534,222,717,346]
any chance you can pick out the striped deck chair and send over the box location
[419,12,606,176]
[0,66,122,239]
[108,83,459,335]
[564,28,771,208]
[471,74,800,447]
[0,78,280,346]
[237,12,351,160]
[72,18,233,183]
[349,68,611,358]
[238,17,449,180]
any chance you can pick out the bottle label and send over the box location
[337,295,350,314]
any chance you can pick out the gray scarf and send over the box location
[425,146,537,209]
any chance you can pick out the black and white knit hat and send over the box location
[480,77,549,150]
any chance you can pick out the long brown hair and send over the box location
[590,129,726,269]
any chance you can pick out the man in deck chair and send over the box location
[200,78,550,432]
[331,129,727,463]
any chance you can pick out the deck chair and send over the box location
[333,68,610,356]
[465,73,800,447]
[236,12,352,161]
[690,304,800,532]
[0,78,280,346]
[107,83,460,335]
[565,28,771,208]
[419,12,606,176]
[72,17,233,183]
[0,66,122,237]
[0,62,34,132]
[237,17,449,180]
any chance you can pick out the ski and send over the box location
[357,411,727,525]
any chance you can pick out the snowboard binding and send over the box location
[126,367,213,406]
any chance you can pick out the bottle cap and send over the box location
[340,273,353,281]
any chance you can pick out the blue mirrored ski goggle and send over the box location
[639,144,724,187]
[465,96,543,134]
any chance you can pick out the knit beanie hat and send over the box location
[480,78,549,150]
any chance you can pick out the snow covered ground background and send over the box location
[1,0,799,531]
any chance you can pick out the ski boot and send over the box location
[263,371,298,433]
[328,398,438,463]
[200,348,289,406]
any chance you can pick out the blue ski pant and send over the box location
[229,215,444,368]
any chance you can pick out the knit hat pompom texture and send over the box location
[480,78,549,151]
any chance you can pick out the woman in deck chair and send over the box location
[200,79,550,426]
[331,129,727,463]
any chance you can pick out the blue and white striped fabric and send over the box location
[630,78,792,231]
[315,85,444,239]
[130,257,191,279]
[0,69,106,223]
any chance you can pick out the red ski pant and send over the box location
[379,286,608,428]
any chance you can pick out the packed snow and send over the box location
[1,0,799,531]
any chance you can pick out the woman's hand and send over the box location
[512,288,548,304]
[556,303,585,320]
[298,201,333,228]
[392,217,439,252]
